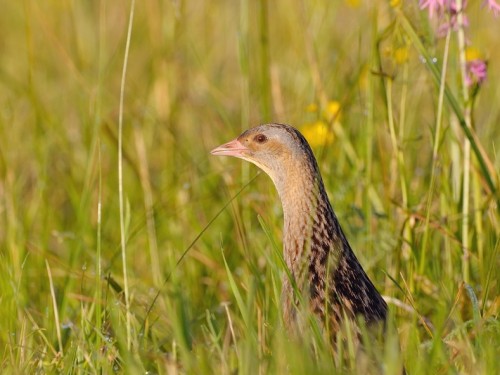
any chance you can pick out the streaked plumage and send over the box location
[211,123,387,333]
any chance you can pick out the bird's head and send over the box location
[211,123,319,192]
[211,123,311,173]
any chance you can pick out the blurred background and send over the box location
[0,0,498,373]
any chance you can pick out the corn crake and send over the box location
[212,123,404,373]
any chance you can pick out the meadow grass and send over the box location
[0,1,498,373]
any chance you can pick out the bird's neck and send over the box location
[273,161,342,279]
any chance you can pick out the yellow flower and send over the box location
[345,0,360,8]
[465,47,482,62]
[300,120,335,148]
[323,101,342,122]
[390,0,401,7]
[394,46,409,64]
[358,65,369,90]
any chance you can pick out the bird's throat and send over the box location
[278,168,333,279]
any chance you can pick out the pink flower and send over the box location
[420,0,469,36]
[466,59,488,86]
[437,12,469,37]
[419,0,446,18]
[484,0,500,16]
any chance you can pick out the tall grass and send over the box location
[0,1,498,374]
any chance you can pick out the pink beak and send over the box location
[211,138,249,158]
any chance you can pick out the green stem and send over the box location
[239,0,252,251]
[398,13,498,205]
[118,0,135,350]
[456,0,471,283]
[419,29,452,275]
[365,11,377,255]
[258,0,271,120]
[96,141,103,366]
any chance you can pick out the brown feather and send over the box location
[212,123,387,332]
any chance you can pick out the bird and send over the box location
[211,123,388,337]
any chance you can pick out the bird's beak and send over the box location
[211,138,249,158]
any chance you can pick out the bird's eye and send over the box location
[254,134,267,144]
